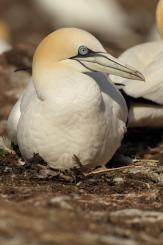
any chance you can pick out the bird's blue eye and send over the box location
[78,46,89,56]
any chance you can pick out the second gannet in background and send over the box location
[7,28,144,170]
[0,21,11,54]
[34,0,142,50]
[111,0,163,128]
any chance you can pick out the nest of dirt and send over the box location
[0,147,163,245]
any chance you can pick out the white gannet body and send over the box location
[111,0,163,128]
[8,28,144,170]
[0,21,11,54]
[34,0,141,50]
[7,80,35,144]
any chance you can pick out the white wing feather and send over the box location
[7,81,35,144]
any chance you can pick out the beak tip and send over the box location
[137,72,146,82]
[125,64,145,82]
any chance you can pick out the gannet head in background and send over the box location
[0,21,10,42]
[0,21,11,54]
[157,0,163,38]
[33,28,144,98]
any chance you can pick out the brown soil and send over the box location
[0,147,163,245]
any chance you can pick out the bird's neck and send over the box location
[32,64,71,100]
[32,63,100,102]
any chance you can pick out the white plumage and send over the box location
[0,40,11,54]
[7,81,35,144]
[7,28,144,169]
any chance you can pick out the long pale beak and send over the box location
[74,52,145,81]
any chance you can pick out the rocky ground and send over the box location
[0,0,163,244]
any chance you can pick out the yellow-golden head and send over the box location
[33,28,145,84]
[157,0,163,38]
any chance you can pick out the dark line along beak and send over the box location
[73,51,145,81]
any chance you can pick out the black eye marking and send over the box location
[78,45,89,56]
[70,46,101,59]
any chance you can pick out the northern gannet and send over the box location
[0,21,11,54]
[8,28,144,170]
[111,0,163,128]
[34,0,143,50]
